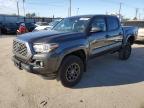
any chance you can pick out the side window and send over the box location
[107,17,119,31]
[91,18,106,32]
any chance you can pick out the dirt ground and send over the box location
[0,37,144,108]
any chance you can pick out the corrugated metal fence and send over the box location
[0,14,57,24]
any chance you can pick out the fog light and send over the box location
[40,61,44,67]
[35,61,44,67]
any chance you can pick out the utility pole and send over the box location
[69,0,71,17]
[139,13,141,20]
[76,8,79,15]
[16,0,20,17]
[68,7,69,17]
[23,0,26,16]
[119,2,122,20]
[135,8,139,20]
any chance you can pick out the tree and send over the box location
[133,17,137,20]
[26,13,36,17]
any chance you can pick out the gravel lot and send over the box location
[0,36,144,108]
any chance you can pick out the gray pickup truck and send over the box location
[12,15,137,87]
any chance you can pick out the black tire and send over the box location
[59,55,84,87]
[119,42,132,60]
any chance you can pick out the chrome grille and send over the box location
[13,40,28,57]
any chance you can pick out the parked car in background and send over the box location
[122,26,138,38]
[16,22,36,32]
[25,23,36,32]
[17,23,29,35]
[1,23,18,34]
[33,22,49,31]
[123,20,144,40]
[45,20,62,30]
[33,20,61,31]
[33,25,49,31]
[138,28,144,37]
[12,15,137,87]
[35,22,48,27]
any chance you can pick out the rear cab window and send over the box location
[107,16,120,31]
[91,17,106,32]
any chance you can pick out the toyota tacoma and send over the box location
[12,15,137,87]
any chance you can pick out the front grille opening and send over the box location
[13,40,28,57]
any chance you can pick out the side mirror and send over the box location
[90,27,102,33]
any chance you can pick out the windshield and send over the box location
[49,21,59,26]
[52,17,90,32]
[36,22,48,26]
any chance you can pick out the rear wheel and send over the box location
[59,55,84,87]
[119,42,132,60]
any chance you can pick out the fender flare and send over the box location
[123,35,135,46]
[56,45,88,72]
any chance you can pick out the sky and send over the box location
[0,0,144,19]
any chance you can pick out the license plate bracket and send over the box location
[14,58,22,70]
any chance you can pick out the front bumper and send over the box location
[12,53,60,79]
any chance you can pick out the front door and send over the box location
[88,17,108,55]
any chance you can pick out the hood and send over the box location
[17,30,85,43]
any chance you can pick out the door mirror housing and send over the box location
[90,27,102,33]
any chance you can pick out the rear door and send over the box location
[106,16,123,47]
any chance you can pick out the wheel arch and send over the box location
[124,35,135,45]
[59,48,87,73]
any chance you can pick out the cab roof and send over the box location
[68,14,118,18]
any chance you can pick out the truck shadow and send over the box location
[75,46,144,89]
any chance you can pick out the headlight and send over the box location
[33,43,59,53]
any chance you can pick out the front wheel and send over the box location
[59,55,84,87]
[118,42,132,60]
